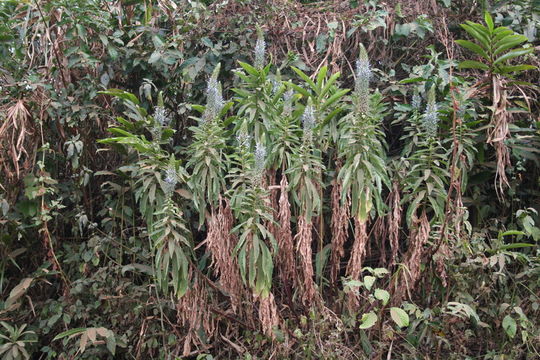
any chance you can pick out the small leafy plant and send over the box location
[0,322,36,360]
[456,11,536,76]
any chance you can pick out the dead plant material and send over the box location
[205,197,243,312]
[330,179,350,284]
[345,218,368,309]
[0,100,36,186]
[295,214,318,307]
[435,240,450,287]
[346,218,368,281]
[488,75,511,198]
[277,175,296,293]
[255,292,280,338]
[388,181,402,267]
[267,169,279,240]
[394,210,430,303]
[373,215,387,266]
[177,275,216,357]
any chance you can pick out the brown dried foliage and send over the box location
[0,100,36,190]
[488,75,511,198]
[206,198,243,312]
[435,241,451,287]
[373,216,387,266]
[177,276,216,356]
[394,210,430,303]
[295,215,318,307]
[267,169,279,238]
[277,175,296,292]
[345,218,368,309]
[330,179,350,284]
[388,181,402,267]
[255,292,280,338]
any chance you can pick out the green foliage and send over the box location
[1,1,539,358]
[0,322,36,360]
[456,12,536,76]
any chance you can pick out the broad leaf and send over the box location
[359,311,378,329]
[502,315,517,338]
[390,307,410,328]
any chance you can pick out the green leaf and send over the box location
[455,40,489,60]
[458,60,489,70]
[493,35,528,56]
[497,64,536,74]
[316,66,328,91]
[390,307,409,328]
[494,48,533,65]
[238,61,259,77]
[496,243,536,251]
[288,83,310,99]
[98,89,139,105]
[363,276,376,291]
[374,289,390,305]
[373,268,389,277]
[483,12,494,32]
[399,77,426,84]
[53,328,87,341]
[291,66,317,91]
[359,312,378,329]
[460,23,490,50]
[499,230,526,238]
[321,89,350,110]
[105,332,116,355]
[502,315,517,338]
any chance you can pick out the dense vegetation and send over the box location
[1,0,539,359]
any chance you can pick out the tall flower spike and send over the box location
[254,26,266,69]
[271,79,280,95]
[154,106,170,126]
[254,142,266,173]
[163,165,178,195]
[355,44,372,115]
[150,125,162,141]
[423,87,439,139]
[411,93,422,111]
[203,64,224,123]
[253,141,266,185]
[237,128,251,151]
[283,89,294,117]
[302,104,316,141]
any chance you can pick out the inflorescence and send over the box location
[253,141,266,184]
[163,165,178,195]
[355,45,372,115]
[422,89,439,139]
[203,74,224,123]
[302,105,316,141]
[254,35,266,69]
[283,89,294,117]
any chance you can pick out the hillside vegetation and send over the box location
[0,0,539,359]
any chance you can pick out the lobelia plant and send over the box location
[227,134,280,336]
[336,44,389,310]
[187,63,231,224]
[394,86,450,301]
[98,91,193,298]
[233,28,279,141]
[185,64,246,310]
[287,98,326,307]
[265,87,302,297]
